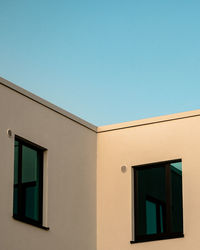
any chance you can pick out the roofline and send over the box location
[0,77,97,132]
[1,76,200,134]
[97,109,200,133]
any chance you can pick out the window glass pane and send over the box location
[160,205,164,233]
[13,187,18,215]
[171,162,182,171]
[135,165,166,238]
[134,160,183,242]
[22,145,40,221]
[14,140,19,184]
[146,200,157,234]
[13,138,43,225]
[170,162,183,233]
[22,145,37,183]
[25,186,39,221]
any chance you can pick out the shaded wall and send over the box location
[0,83,97,250]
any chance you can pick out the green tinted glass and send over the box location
[135,165,166,237]
[170,162,183,233]
[13,138,43,224]
[22,145,40,221]
[146,200,157,234]
[134,160,183,241]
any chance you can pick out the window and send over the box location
[13,136,45,227]
[132,160,183,243]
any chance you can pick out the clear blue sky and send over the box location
[1,1,200,126]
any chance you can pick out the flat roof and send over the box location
[1,76,200,134]
[98,109,200,133]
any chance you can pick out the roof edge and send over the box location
[1,76,200,134]
[97,109,200,133]
[0,76,97,132]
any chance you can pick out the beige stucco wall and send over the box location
[2,76,200,250]
[0,83,97,250]
[97,115,200,250]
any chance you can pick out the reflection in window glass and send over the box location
[134,160,183,242]
[22,146,37,183]
[13,137,43,225]
[146,200,157,234]
[170,162,183,233]
[160,205,164,233]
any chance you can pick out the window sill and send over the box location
[130,233,184,244]
[13,215,49,231]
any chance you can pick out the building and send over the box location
[0,76,199,250]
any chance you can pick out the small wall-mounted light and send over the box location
[7,129,13,138]
[121,165,127,173]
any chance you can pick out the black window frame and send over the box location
[13,135,49,230]
[131,159,184,244]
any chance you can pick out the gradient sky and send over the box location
[1,0,200,126]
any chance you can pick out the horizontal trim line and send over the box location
[97,114,200,133]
